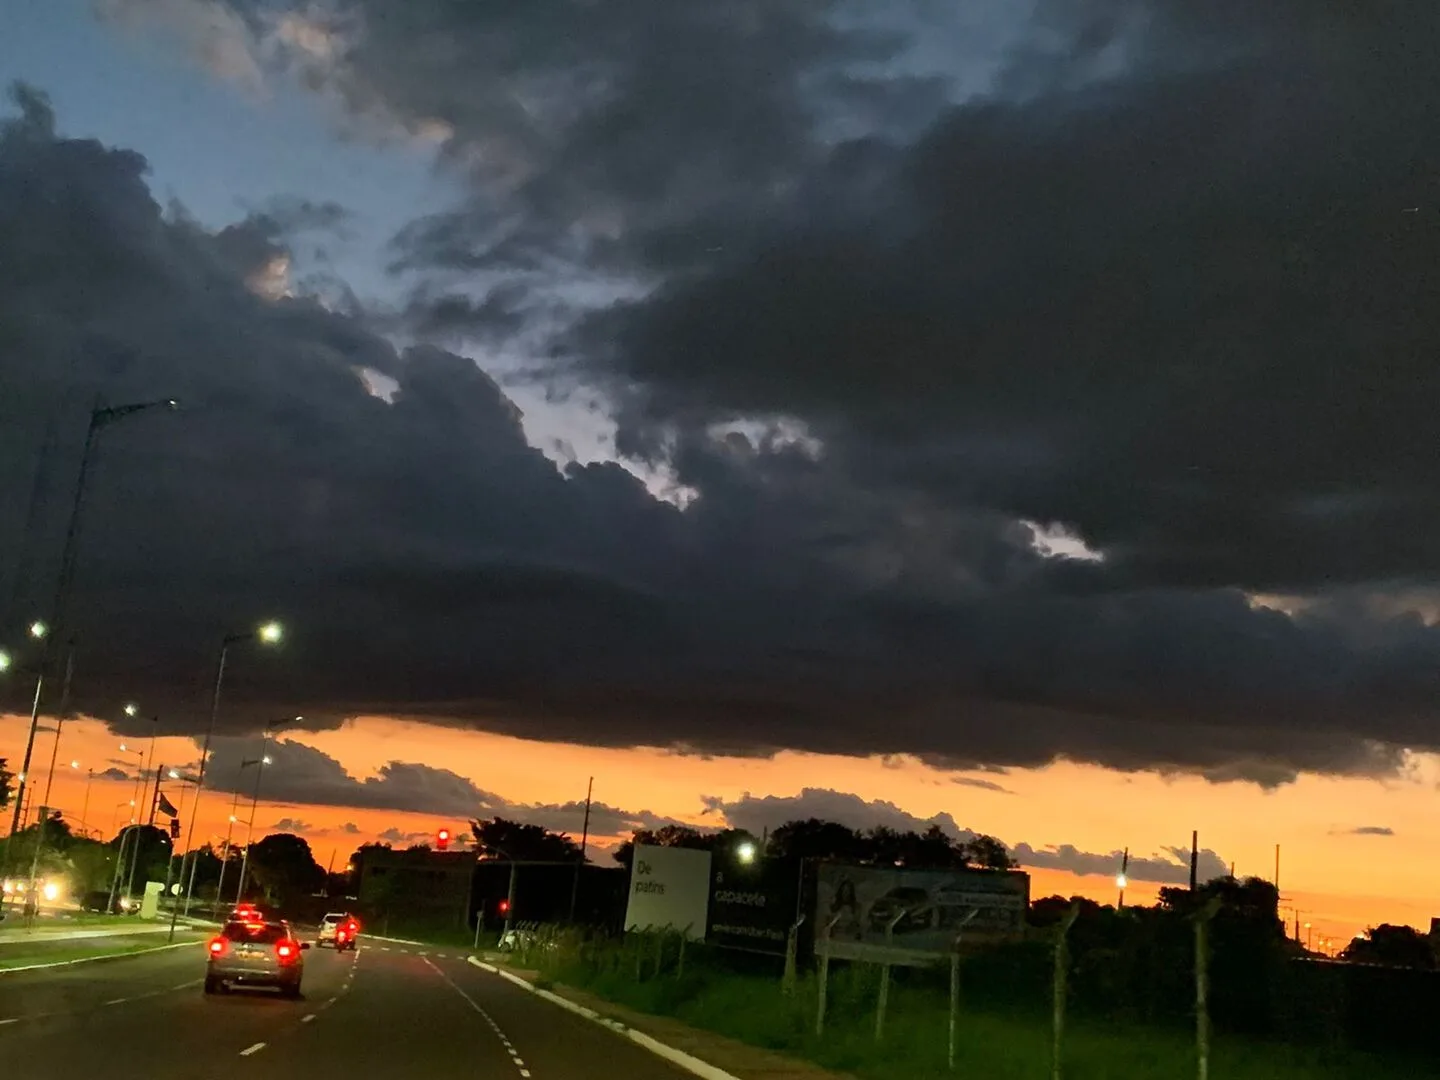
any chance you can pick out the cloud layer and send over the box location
[5,1,1440,786]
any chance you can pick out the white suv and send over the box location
[317,912,357,950]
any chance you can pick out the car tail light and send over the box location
[276,941,297,962]
[208,938,227,957]
[336,929,348,941]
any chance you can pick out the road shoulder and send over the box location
[470,956,850,1080]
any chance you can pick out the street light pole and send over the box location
[79,767,94,839]
[168,622,281,941]
[6,621,50,842]
[213,788,243,916]
[8,397,177,846]
[233,749,274,909]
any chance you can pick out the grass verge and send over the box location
[512,931,1428,1080]
[0,935,202,971]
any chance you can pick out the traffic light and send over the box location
[169,818,181,840]
[497,899,509,915]
[436,828,451,851]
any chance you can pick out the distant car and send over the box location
[318,912,360,951]
[867,886,937,934]
[205,917,309,997]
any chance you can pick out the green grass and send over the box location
[0,935,203,971]
[514,933,1430,1080]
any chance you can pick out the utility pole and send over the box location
[1188,830,1199,892]
[566,777,594,922]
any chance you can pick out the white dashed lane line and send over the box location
[239,1042,266,1057]
[104,998,128,1006]
[301,1014,316,1024]
[422,957,529,1077]
[0,1018,19,1026]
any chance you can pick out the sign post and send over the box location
[624,845,711,939]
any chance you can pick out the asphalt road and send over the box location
[0,936,699,1080]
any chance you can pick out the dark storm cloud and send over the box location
[199,736,683,838]
[9,1,1440,787]
[574,2,1440,598]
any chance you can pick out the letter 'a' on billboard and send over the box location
[624,844,712,940]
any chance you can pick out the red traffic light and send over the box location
[497,899,510,914]
[437,828,451,850]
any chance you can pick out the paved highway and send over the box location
[0,937,698,1080]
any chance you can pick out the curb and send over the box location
[467,956,742,1080]
[0,938,202,975]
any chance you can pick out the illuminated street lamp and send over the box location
[736,840,757,864]
[230,716,294,909]
[0,650,11,673]
[169,630,285,935]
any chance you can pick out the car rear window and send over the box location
[323,915,343,924]
[222,921,288,944]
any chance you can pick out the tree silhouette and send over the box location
[246,833,324,906]
[470,817,580,862]
[966,834,1016,870]
[767,818,866,862]
[1341,924,1435,969]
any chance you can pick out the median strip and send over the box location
[0,938,202,974]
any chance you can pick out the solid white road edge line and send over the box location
[239,1042,266,1056]
[0,940,199,976]
[466,957,743,1080]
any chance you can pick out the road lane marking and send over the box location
[0,1018,19,1025]
[239,1042,266,1056]
[301,1014,316,1023]
[104,998,128,1006]
[422,957,529,1077]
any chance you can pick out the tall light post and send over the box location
[77,763,94,839]
[168,621,283,940]
[6,620,50,844]
[10,396,178,844]
[224,715,292,912]
[107,738,146,913]
[121,717,162,907]
[231,754,272,909]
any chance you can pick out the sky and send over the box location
[2,1,1440,951]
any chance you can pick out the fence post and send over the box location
[949,910,979,1071]
[875,909,908,1042]
[816,913,842,1037]
[1194,897,1222,1080]
[1052,902,1081,1080]
[782,914,806,996]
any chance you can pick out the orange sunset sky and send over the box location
[5,709,1434,950]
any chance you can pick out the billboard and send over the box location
[814,864,1029,966]
[624,844,711,940]
[706,857,801,956]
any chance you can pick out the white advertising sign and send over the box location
[624,844,712,940]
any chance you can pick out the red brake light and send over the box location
[209,938,227,956]
[276,941,296,961]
